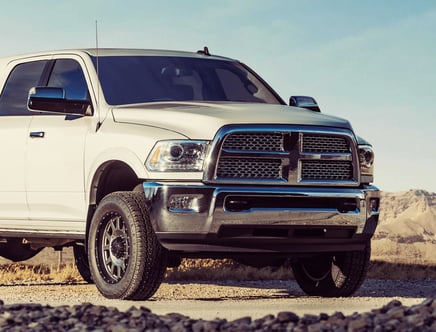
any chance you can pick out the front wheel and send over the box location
[291,244,371,297]
[88,191,167,300]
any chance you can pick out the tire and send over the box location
[88,191,168,300]
[73,244,93,283]
[291,243,371,297]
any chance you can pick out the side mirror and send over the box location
[28,87,92,116]
[289,96,321,112]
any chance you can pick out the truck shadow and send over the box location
[165,278,436,300]
[0,278,433,301]
[165,260,436,300]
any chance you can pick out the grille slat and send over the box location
[217,158,283,180]
[222,133,284,151]
[301,160,353,181]
[302,135,349,153]
[214,130,356,184]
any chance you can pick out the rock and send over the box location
[0,297,434,331]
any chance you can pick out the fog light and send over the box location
[369,198,380,213]
[169,194,203,213]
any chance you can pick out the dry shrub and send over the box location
[50,263,83,283]
[0,258,435,285]
[165,259,294,281]
[166,258,436,282]
[0,263,82,284]
[368,260,436,280]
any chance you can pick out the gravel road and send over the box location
[0,279,434,321]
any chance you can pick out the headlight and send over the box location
[358,145,374,182]
[146,140,209,172]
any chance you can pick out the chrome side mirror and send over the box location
[289,96,321,112]
[28,87,92,116]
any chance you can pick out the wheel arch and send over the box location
[89,160,143,206]
[85,155,148,239]
[86,147,149,201]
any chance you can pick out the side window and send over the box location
[0,61,47,116]
[48,59,89,100]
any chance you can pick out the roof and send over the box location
[84,48,231,59]
[0,48,235,62]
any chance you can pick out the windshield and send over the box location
[91,56,283,106]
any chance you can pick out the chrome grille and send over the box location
[217,158,283,179]
[222,133,284,151]
[211,127,357,185]
[302,135,350,153]
[301,160,353,181]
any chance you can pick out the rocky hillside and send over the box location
[376,189,436,241]
[372,189,436,263]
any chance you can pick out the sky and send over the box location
[0,0,435,193]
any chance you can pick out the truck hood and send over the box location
[111,102,353,139]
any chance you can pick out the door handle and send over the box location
[29,131,45,138]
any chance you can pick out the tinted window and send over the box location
[0,61,47,116]
[93,56,282,106]
[215,68,262,102]
[48,59,89,100]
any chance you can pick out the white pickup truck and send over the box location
[0,48,380,300]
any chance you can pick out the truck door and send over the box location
[0,60,48,228]
[26,58,93,231]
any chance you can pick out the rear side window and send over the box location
[0,61,47,116]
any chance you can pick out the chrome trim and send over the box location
[29,131,45,138]
[203,125,360,186]
[143,181,380,238]
[0,229,84,239]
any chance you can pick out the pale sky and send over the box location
[1,0,435,193]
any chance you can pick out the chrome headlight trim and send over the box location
[146,140,209,172]
[358,145,374,183]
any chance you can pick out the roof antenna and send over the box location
[95,20,102,131]
[197,46,210,56]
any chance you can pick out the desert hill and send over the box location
[377,189,436,240]
[372,189,436,264]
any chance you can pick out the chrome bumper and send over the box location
[143,182,380,253]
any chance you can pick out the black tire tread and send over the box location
[73,244,93,284]
[333,244,371,297]
[88,191,167,300]
[292,243,371,297]
[123,191,167,300]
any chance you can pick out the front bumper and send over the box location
[143,182,380,255]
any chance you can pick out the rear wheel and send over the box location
[88,191,167,300]
[291,243,371,297]
[73,243,93,283]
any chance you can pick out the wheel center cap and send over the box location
[110,236,127,259]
